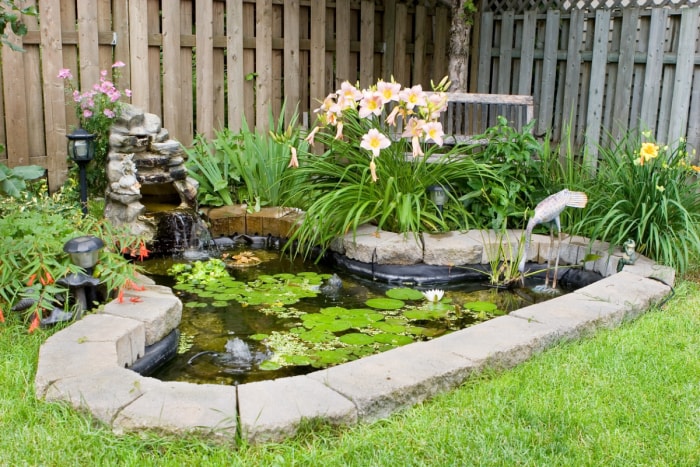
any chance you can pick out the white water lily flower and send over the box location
[422,289,444,303]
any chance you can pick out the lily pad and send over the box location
[386,288,425,300]
[339,333,375,346]
[259,360,282,371]
[365,297,405,310]
[466,301,498,312]
[373,333,413,345]
[374,322,407,334]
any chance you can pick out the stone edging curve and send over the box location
[34,231,675,444]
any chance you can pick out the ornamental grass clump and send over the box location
[574,132,700,273]
[286,78,497,257]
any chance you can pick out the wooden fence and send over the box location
[473,3,700,167]
[0,0,451,190]
[1,0,699,189]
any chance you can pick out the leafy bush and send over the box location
[0,190,144,328]
[466,116,549,230]
[573,132,700,273]
[286,79,498,257]
[58,63,132,196]
[0,163,46,197]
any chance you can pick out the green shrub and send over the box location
[0,190,143,325]
[573,132,700,273]
[466,116,549,230]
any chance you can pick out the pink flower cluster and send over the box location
[58,61,132,120]
[303,79,448,182]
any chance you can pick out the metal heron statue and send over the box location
[518,189,588,290]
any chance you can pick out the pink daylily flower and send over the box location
[360,128,391,158]
[358,91,383,118]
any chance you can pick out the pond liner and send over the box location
[331,253,603,288]
[128,329,180,376]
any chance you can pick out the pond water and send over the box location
[142,246,562,386]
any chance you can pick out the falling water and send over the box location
[150,210,215,258]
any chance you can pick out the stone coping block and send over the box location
[422,315,565,370]
[422,231,482,265]
[238,375,357,444]
[43,368,148,424]
[509,292,627,336]
[35,314,145,398]
[101,286,182,345]
[307,342,476,422]
[112,379,238,439]
[573,270,671,319]
[342,224,423,265]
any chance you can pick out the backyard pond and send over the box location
[142,245,565,386]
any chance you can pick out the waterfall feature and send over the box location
[104,104,208,256]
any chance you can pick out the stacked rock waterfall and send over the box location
[104,104,199,241]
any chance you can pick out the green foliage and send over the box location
[286,79,498,257]
[185,104,308,209]
[0,163,45,197]
[573,132,700,273]
[184,135,239,206]
[0,0,37,52]
[466,116,547,230]
[0,190,143,321]
[58,63,131,196]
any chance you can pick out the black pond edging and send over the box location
[128,328,180,376]
[331,253,603,288]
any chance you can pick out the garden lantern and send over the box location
[67,128,96,216]
[61,235,104,319]
[63,235,104,273]
[427,185,448,217]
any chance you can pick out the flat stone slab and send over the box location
[238,375,357,444]
[342,224,423,265]
[112,379,238,440]
[43,368,148,424]
[307,342,475,422]
[101,286,182,345]
[573,270,671,318]
[422,231,482,265]
[422,315,564,369]
[510,292,627,336]
[35,314,145,397]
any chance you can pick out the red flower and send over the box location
[124,279,146,291]
[117,288,124,303]
[28,311,40,333]
[129,296,142,303]
[0,308,5,323]
[27,273,37,286]
[136,241,150,261]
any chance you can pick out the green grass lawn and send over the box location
[2,280,699,466]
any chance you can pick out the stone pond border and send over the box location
[35,230,675,445]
